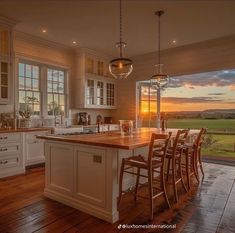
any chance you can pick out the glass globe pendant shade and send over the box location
[109,58,133,79]
[151,64,169,88]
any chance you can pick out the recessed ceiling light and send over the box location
[172,40,176,44]
[72,41,77,45]
[42,29,47,33]
[223,70,229,73]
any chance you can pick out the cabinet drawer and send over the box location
[0,143,20,155]
[0,154,20,168]
[25,131,48,142]
[0,133,21,143]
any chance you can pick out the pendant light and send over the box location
[109,0,133,79]
[151,10,169,88]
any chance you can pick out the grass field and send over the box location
[166,119,235,158]
[166,118,235,133]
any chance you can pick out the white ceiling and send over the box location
[0,0,235,57]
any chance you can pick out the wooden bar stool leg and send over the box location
[179,155,188,193]
[161,167,171,208]
[166,158,171,182]
[134,167,140,202]
[148,168,153,220]
[172,159,178,203]
[185,149,190,190]
[192,150,199,183]
[198,149,205,178]
[118,158,125,207]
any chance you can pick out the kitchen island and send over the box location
[38,128,198,223]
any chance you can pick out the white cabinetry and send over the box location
[72,48,116,109]
[0,18,16,104]
[24,131,49,166]
[0,133,24,178]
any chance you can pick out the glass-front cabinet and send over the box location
[0,27,11,104]
[85,78,115,108]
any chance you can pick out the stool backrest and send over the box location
[172,129,190,156]
[194,128,207,150]
[148,132,172,167]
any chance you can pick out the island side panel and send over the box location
[44,141,120,223]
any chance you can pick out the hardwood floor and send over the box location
[0,163,234,233]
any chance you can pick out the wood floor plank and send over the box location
[0,163,234,233]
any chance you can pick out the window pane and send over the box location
[59,71,64,82]
[48,69,53,80]
[19,77,25,89]
[19,63,25,76]
[32,66,39,79]
[59,95,65,105]
[58,83,64,93]
[48,80,53,92]
[19,91,25,103]
[32,79,39,91]
[53,82,58,92]
[25,78,31,89]
[33,92,40,103]
[26,64,31,78]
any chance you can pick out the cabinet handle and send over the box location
[0,136,8,140]
[93,155,102,163]
[0,148,8,151]
[0,160,8,164]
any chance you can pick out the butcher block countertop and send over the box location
[0,127,52,134]
[37,128,199,150]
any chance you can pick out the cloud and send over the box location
[168,70,235,88]
[161,96,225,104]
[208,93,225,96]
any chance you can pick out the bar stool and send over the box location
[118,132,172,220]
[182,128,207,189]
[165,129,189,203]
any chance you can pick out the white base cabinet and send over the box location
[0,133,24,178]
[24,131,48,166]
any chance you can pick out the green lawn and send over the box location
[202,134,235,158]
[167,118,235,133]
[166,118,235,158]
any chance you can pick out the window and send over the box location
[18,63,40,116]
[18,62,67,117]
[47,68,65,116]
[107,83,115,106]
[97,81,104,105]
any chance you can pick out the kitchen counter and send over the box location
[0,127,53,134]
[39,127,199,223]
[37,128,199,149]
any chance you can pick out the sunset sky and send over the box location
[140,69,235,113]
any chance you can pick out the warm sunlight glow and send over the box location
[118,62,123,69]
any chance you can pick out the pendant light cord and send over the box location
[119,0,123,57]
[158,12,161,65]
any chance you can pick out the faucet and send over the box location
[55,115,60,127]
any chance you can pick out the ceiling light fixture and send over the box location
[72,41,77,44]
[109,0,133,79]
[42,29,47,33]
[172,40,176,44]
[150,10,169,88]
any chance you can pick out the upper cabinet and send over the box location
[71,49,117,109]
[0,17,16,105]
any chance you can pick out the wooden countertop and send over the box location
[37,128,199,150]
[0,127,52,134]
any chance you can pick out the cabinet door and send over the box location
[74,146,106,207]
[25,141,45,165]
[0,27,10,104]
[45,143,74,196]
[0,61,9,103]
